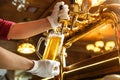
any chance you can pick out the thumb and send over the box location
[51,61,60,76]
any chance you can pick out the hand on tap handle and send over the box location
[47,1,70,29]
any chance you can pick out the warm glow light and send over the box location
[105,41,115,51]
[86,40,115,53]
[17,43,36,54]
[93,46,101,52]
[86,44,94,51]
[95,41,104,48]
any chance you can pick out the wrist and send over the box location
[27,60,38,73]
[27,60,34,70]
[45,17,52,29]
[47,16,53,28]
[47,16,58,29]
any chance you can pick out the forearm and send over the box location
[7,18,52,39]
[0,46,34,70]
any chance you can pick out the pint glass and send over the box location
[42,33,64,60]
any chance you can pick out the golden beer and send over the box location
[42,34,64,60]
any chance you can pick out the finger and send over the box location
[52,66,60,76]
[52,61,60,75]
[63,4,69,11]
[54,1,65,12]
[58,4,70,20]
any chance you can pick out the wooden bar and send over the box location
[63,50,120,80]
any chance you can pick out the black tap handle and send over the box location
[58,5,63,21]
[59,5,63,10]
[70,0,75,4]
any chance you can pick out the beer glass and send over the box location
[42,33,64,60]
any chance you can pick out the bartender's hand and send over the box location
[27,60,60,78]
[47,1,70,28]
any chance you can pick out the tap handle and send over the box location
[70,0,75,4]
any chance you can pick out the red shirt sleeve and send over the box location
[0,19,15,40]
